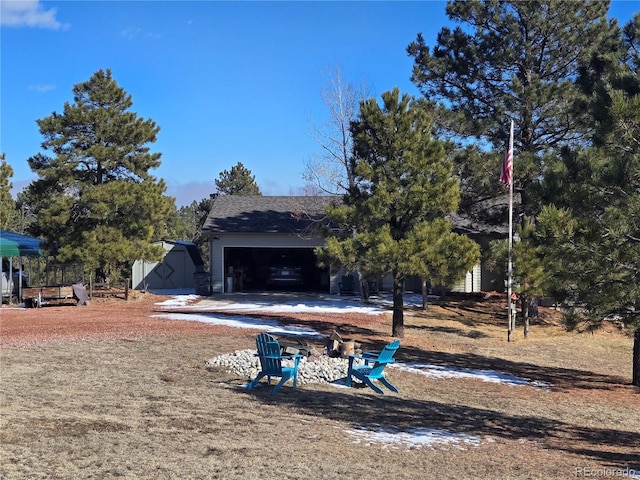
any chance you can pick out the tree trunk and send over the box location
[421,278,429,310]
[633,327,640,387]
[392,273,404,338]
[95,266,111,285]
[361,278,370,301]
[521,296,530,339]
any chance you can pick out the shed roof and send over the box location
[163,240,205,267]
[202,195,339,234]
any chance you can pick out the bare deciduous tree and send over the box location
[303,65,371,195]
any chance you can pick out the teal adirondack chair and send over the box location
[247,333,302,393]
[346,340,400,394]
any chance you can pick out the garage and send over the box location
[224,247,329,292]
[203,195,339,294]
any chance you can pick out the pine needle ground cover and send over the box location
[1,293,638,479]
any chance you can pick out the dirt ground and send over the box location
[1,292,639,479]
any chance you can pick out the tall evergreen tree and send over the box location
[537,14,640,386]
[318,89,479,338]
[22,69,173,282]
[407,0,616,218]
[0,153,18,231]
[215,162,261,196]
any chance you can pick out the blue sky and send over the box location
[1,1,637,206]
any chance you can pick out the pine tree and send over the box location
[215,162,261,196]
[537,14,640,385]
[0,153,18,231]
[22,69,173,282]
[407,0,616,219]
[318,89,479,338]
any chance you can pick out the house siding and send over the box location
[209,232,487,295]
[452,263,482,293]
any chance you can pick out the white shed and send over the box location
[132,240,206,293]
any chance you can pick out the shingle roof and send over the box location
[202,195,340,234]
[202,195,507,238]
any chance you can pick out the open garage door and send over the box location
[224,247,329,292]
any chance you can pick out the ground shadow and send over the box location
[243,384,639,468]
[393,344,631,392]
[188,308,630,392]
[407,324,489,339]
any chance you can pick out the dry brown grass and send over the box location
[1,293,638,479]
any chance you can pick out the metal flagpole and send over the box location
[505,120,514,342]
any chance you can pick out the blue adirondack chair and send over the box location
[346,340,400,394]
[247,333,302,393]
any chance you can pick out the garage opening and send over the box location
[224,247,329,292]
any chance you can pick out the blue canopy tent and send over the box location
[1,230,44,302]
[0,230,44,257]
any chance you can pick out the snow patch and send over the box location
[154,294,200,307]
[152,312,321,337]
[393,363,550,389]
[195,300,384,315]
[345,425,483,449]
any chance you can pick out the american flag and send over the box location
[500,120,514,186]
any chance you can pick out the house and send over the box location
[202,196,337,293]
[132,240,207,293]
[202,195,506,295]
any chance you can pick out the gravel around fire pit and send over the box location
[205,349,365,385]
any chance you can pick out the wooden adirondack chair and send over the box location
[247,333,302,393]
[346,340,400,394]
